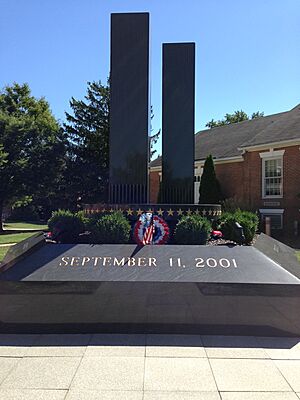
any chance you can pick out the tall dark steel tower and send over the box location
[109,13,150,204]
[162,43,195,204]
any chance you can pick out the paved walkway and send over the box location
[0,334,299,399]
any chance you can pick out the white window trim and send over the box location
[259,208,284,214]
[259,149,285,158]
[260,150,284,199]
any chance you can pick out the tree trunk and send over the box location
[0,200,4,233]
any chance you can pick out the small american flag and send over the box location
[142,221,155,245]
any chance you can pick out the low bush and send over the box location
[221,197,254,213]
[90,211,131,244]
[48,209,85,243]
[219,210,259,244]
[174,215,211,245]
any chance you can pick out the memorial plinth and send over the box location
[1,242,300,336]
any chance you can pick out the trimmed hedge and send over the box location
[90,211,131,244]
[174,215,211,245]
[219,210,259,245]
[48,209,85,243]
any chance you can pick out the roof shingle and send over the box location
[150,104,300,168]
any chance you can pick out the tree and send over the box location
[64,80,161,206]
[149,105,160,161]
[64,80,110,205]
[206,110,264,129]
[199,155,222,204]
[0,83,66,231]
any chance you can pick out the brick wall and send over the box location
[281,146,300,235]
[149,171,160,203]
[215,162,244,202]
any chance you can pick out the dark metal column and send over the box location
[162,43,195,204]
[109,13,150,204]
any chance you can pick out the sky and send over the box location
[1,0,300,155]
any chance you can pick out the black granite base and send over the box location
[1,243,300,336]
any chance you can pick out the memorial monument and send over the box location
[85,12,220,219]
[0,12,300,336]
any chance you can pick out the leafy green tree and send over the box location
[64,80,110,206]
[0,83,66,231]
[149,105,160,161]
[206,110,264,129]
[64,80,160,206]
[199,155,222,204]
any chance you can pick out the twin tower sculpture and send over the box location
[109,13,195,205]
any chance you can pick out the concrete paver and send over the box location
[1,357,81,389]
[210,358,292,392]
[0,358,21,385]
[146,334,206,358]
[26,334,91,357]
[71,356,144,391]
[202,335,267,359]
[0,389,67,400]
[143,392,221,399]
[273,360,300,392]
[66,390,143,400]
[144,357,217,392]
[85,334,145,357]
[0,334,299,398]
[256,336,300,360]
[220,392,299,400]
[0,335,38,357]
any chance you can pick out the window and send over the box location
[259,209,284,230]
[194,178,200,204]
[260,150,284,198]
[194,166,203,204]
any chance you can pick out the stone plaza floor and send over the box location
[0,334,299,399]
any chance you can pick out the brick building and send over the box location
[150,104,300,237]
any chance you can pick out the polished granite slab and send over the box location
[0,244,299,284]
[0,244,300,335]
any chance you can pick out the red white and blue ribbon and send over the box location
[134,213,169,245]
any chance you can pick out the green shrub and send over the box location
[219,210,259,244]
[221,197,254,213]
[75,210,90,227]
[48,209,85,243]
[91,211,131,244]
[174,215,212,245]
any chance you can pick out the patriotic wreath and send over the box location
[134,213,169,245]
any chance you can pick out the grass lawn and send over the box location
[3,221,48,230]
[296,251,300,263]
[0,245,11,262]
[0,232,37,245]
